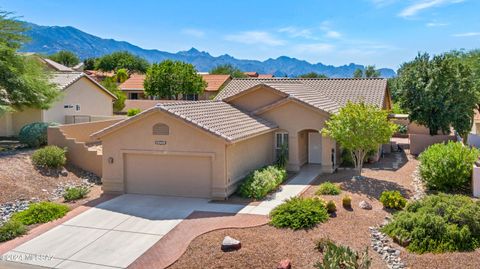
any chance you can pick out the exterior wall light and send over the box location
[108,157,114,164]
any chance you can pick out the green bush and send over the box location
[315,238,334,252]
[18,122,58,148]
[270,197,329,230]
[31,146,66,168]
[12,202,69,225]
[379,190,407,210]
[63,186,90,201]
[326,200,336,213]
[314,241,371,269]
[342,195,352,208]
[0,220,27,242]
[316,182,341,195]
[238,165,287,200]
[127,108,141,116]
[419,142,479,192]
[381,194,480,253]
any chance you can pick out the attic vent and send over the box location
[153,123,169,135]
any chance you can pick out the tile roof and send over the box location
[43,58,74,72]
[202,74,231,92]
[94,101,277,143]
[258,74,274,78]
[121,99,188,113]
[119,74,145,90]
[216,78,388,112]
[50,72,117,99]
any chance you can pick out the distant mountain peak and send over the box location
[19,22,396,78]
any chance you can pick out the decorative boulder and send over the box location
[221,236,241,252]
[359,200,372,210]
[277,259,292,269]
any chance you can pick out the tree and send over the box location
[83,57,96,70]
[353,69,363,78]
[396,53,478,138]
[0,11,59,115]
[210,64,246,78]
[322,101,397,174]
[364,65,380,78]
[144,60,206,100]
[47,50,80,67]
[100,77,126,112]
[298,72,328,78]
[115,68,128,83]
[95,51,149,73]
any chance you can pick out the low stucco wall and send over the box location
[59,119,124,143]
[409,134,456,155]
[473,165,480,197]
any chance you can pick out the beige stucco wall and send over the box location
[43,77,114,124]
[225,131,274,195]
[58,119,124,143]
[0,113,14,137]
[409,133,456,155]
[99,111,229,198]
[12,108,43,135]
[259,101,334,172]
[228,86,285,112]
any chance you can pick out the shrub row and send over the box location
[238,165,287,200]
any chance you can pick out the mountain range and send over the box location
[20,22,396,78]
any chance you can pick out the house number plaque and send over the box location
[155,140,167,145]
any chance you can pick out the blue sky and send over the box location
[1,0,479,69]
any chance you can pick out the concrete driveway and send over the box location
[3,195,245,269]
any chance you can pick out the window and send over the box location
[75,104,81,111]
[130,92,139,100]
[275,132,289,158]
[153,123,169,135]
[64,104,73,109]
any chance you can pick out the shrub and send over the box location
[342,195,352,208]
[127,108,141,116]
[381,194,480,253]
[12,202,69,225]
[316,182,341,195]
[18,122,58,148]
[314,241,371,269]
[63,186,90,202]
[315,238,334,252]
[326,200,336,213]
[31,146,66,168]
[270,197,329,230]
[419,142,479,192]
[238,165,287,199]
[379,191,407,210]
[0,220,27,242]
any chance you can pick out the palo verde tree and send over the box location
[0,11,58,115]
[210,64,246,78]
[47,50,80,67]
[95,51,149,73]
[322,101,397,174]
[144,60,206,100]
[396,52,478,138]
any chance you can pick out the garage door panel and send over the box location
[124,154,211,198]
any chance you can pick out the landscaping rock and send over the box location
[60,167,69,177]
[277,259,291,269]
[0,200,30,225]
[369,224,406,269]
[359,200,372,210]
[221,236,241,252]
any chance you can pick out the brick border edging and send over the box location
[0,195,117,255]
[128,211,270,269]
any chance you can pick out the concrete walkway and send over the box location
[1,165,322,269]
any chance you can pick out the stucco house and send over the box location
[90,78,391,199]
[0,71,117,137]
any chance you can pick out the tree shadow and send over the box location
[341,176,412,199]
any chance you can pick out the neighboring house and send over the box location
[244,72,274,78]
[0,72,117,137]
[91,78,390,199]
[84,70,116,82]
[119,74,232,100]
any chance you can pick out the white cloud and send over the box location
[224,31,285,46]
[181,28,205,38]
[319,21,342,39]
[278,27,314,39]
[426,22,449,27]
[325,30,342,38]
[294,43,334,54]
[453,32,480,37]
[399,0,465,17]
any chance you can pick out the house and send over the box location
[119,74,232,100]
[244,72,274,78]
[84,70,116,82]
[91,78,390,199]
[0,72,117,137]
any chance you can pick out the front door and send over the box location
[308,132,322,164]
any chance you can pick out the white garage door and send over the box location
[124,153,212,198]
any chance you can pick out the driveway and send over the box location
[2,195,245,269]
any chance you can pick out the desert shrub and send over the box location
[342,195,352,208]
[127,108,141,116]
[270,197,329,230]
[381,194,480,253]
[31,146,66,168]
[326,200,337,213]
[238,165,287,200]
[0,220,27,242]
[419,142,479,192]
[379,190,407,210]
[12,202,69,225]
[316,182,341,195]
[314,241,371,269]
[18,122,58,148]
[63,186,90,201]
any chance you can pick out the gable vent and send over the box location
[153,123,169,135]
